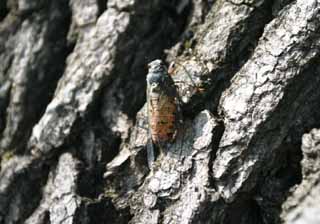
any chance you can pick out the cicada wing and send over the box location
[146,138,155,168]
[146,86,155,168]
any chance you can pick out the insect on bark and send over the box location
[146,59,182,166]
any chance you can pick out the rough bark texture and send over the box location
[0,0,320,223]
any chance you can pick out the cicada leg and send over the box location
[169,61,206,95]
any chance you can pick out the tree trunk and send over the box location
[0,0,320,223]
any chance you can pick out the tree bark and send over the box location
[0,0,320,223]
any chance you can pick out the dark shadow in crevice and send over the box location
[208,120,225,188]
[97,0,107,17]
[0,0,8,22]
[272,0,295,16]
[0,82,11,137]
[225,194,264,224]
[75,197,133,224]
[0,157,52,223]
[74,118,122,199]
[252,139,303,224]
[222,137,303,224]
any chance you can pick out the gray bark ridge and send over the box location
[213,0,320,201]
[28,6,130,156]
[25,153,81,224]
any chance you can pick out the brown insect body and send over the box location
[146,60,180,156]
[149,92,177,145]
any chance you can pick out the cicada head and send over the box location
[168,61,176,76]
[147,59,167,73]
[146,59,169,95]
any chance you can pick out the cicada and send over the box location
[146,59,182,166]
[145,58,208,166]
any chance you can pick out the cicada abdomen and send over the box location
[146,59,181,164]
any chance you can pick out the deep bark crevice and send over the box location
[0,158,51,224]
[97,0,108,16]
[74,197,133,224]
[0,0,8,22]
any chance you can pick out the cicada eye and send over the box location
[169,62,176,69]
[168,62,176,75]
